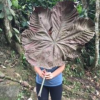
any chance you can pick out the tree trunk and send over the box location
[94,0,100,67]
[2,0,24,55]
[3,0,12,44]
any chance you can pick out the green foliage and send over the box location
[0,0,14,20]
[12,28,21,42]
[81,38,95,68]
[8,15,13,20]
[10,9,15,16]
[12,0,19,8]
[74,0,96,68]
[76,4,83,14]
[17,92,24,100]
[0,0,21,42]
[13,28,20,34]
[72,81,81,93]
[0,3,3,10]
[8,0,12,7]
[88,0,95,20]
[21,53,27,67]
[63,64,85,80]
[0,2,4,18]
[32,0,63,8]
[0,28,2,32]
[0,12,4,18]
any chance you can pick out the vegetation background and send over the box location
[0,0,100,100]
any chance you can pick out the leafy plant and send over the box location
[17,92,24,100]
[12,0,19,8]
[0,28,2,32]
[0,2,4,19]
[81,38,95,68]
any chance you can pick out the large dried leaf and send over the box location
[21,1,95,69]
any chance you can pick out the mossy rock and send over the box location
[0,82,20,100]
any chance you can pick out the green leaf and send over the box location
[77,5,82,14]
[12,0,18,8]
[28,6,32,10]
[22,5,26,9]
[89,56,94,65]
[17,98,20,100]
[0,3,4,10]
[21,21,28,27]
[13,28,20,34]
[0,28,3,32]
[0,12,4,18]
[10,9,15,16]
[8,15,13,20]
[22,54,26,60]
[5,8,11,15]
[7,0,12,7]
[15,34,21,43]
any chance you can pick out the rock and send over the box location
[0,83,20,100]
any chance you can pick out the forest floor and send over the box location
[0,33,100,100]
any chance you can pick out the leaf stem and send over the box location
[38,76,45,97]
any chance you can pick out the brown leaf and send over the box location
[21,1,95,69]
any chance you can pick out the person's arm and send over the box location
[34,66,46,78]
[45,64,65,79]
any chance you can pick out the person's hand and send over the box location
[38,69,46,78]
[45,72,54,79]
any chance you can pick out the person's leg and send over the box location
[36,83,49,100]
[49,84,62,100]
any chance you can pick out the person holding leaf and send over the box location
[21,1,95,100]
[34,64,65,100]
